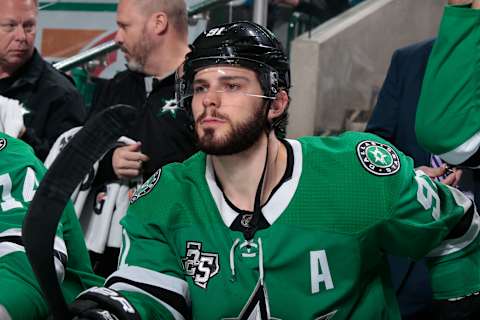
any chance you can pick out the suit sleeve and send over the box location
[366,49,401,143]
[416,5,480,168]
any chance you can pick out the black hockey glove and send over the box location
[69,287,140,320]
[432,292,480,320]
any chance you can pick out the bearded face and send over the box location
[195,100,268,155]
[115,0,153,73]
[191,66,271,155]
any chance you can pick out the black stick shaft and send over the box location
[22,104,136,319]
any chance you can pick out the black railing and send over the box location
[53,0,232,71]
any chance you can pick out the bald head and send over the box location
[135,0,188,36]
[0,0,38,77]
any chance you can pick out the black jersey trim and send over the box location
[460,148,480,168]
[445,205,475,240]
[0,235,67,266]
[106,276,190,320]
[0,235,23,246]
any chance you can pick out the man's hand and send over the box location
[112,142,149,179]
[417,165,463,187]
[473,0,480,8]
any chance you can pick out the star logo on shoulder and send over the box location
[356,140,400,176]
[368,146,389,166]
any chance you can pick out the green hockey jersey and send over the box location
[106,132,480,320]
[0,133,103,320]
[416,4,480,167]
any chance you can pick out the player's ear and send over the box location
[268,90,288,120]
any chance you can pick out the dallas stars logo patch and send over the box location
[0,138,6,151]
[356,140,400,176]
[129,169,161,204]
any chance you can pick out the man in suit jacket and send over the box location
[367,35,477,319]
[367,39,434,168]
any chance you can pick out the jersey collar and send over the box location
[205,139,303,228]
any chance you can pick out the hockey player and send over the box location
[70,22,480,319]
[416,1,480,168]
[0,132,103,320]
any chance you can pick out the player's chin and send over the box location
[197,130,229,148]
[197,125,224,139]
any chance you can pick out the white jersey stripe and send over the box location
[0,228,22,238]
[0,304,12,320]
[0,242,24,258]
[109,282,186,320]
[428,189,479,257]
[0,228,67,278]
[107,265,190,305]
[0,228,67,258]
[439,130,480,167]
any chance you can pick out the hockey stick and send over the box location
[22,104,136,320]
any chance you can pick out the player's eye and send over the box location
[193,85,208,94]
[224,83,241,92]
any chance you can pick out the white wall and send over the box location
[287,0,445,138]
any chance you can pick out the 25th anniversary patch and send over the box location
[0,138,7,151]
[356,140,400,176]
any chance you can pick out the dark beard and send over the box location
[195,104,268,155]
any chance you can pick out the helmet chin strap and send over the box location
[244,134,269,240]
[244,101,274,241]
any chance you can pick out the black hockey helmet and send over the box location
[176,21,291,137]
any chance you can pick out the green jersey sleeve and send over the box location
[106,168,190,320]
[416,5,480,167]
[379,152,480,299]
[0,133,103,319]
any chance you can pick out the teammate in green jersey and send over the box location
[416,1,480,168]
[0,132,103,320]
[71,21,480,320]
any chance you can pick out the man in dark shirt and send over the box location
[90,0,197,182]
[86,0,197,276]
[0,0,86,161]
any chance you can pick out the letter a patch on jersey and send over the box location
[356,140,400,176]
